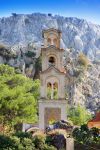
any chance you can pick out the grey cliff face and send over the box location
[0,13,100,112]
[0,13,100,61]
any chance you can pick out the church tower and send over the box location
[39,28,66,129]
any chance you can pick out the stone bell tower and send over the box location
[39,28,66,130]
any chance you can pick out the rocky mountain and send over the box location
[0,13,100,112]
[0,13,100,61]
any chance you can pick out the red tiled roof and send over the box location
[60,67,66,74]
[88,112,100,122]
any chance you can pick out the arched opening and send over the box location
[47,82,52,99]
[48,56,55,67]
[47,82,58,100]
[47,38,51,46]
[53,82,58,99]
[53,38,57,47]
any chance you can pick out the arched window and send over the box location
[47,38,51,46]
[53,82,58,99]
[53,38,57,47]
[47,82,58,100]
[48,56,55,66]
[47,82,52,99]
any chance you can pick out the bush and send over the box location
[75,140,100,150]
[34,56,42,78]
[0,134,13,149]
[25,51,36,58]
[67,105,92,126]
[44,145,56,150]
[33,134,46,150]
[0,65,38,133]
[78,53,89,69]
[0,132,57,150]
[14,132,32,139]
[46,129,66,150]
[73,124,100,148]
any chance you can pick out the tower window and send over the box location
[47,38,51,46]
[53,38,57,47]
[47,82,58,99]
[48,56,55,66]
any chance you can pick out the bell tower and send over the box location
[39,28,66,129]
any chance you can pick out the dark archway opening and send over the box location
[48,56,55,66]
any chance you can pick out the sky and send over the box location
[0,0,100,24]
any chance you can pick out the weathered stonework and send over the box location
[39,28,67,130]
[39,100,66,129]
[66,138,74,150]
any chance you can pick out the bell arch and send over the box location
[47,54,58,68]
[48,56,56,66]
[46,76,59,100]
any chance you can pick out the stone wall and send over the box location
[39,100,66,129]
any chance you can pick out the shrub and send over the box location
[0,133,35,150]
[73,124,100,146]
[34,56,42,78]
[25,51,36,58]
[47,129,66,150]
[32,131,46,149]
[0,132,57,150]
[21,138,35,150]
[14,132,32,140]
[44,145,56,150]
[0,134,13,149]
[67,105,92,126]
[78,53,89,69]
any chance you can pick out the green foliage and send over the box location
[25,51,36,58]
[67,105,92,125]
[31,79,40,100]
[78,52,89,69]
[0,64,15,76]
[44,145,56,150]
[34,56,42,78]
[73,124,100,149]
[0,64,40,133]
[0,132,56,150]
[91,127,100,142]
[33,135,56,150]
[13,132,32,139]
[0,44,16,59]
[33,135,46,150]
[75,140,100,150]
[0,133,35,150]
[0,134,14,149]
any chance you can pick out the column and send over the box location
[51,83,54,99]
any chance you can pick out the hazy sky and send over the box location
[0,0,100,24]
